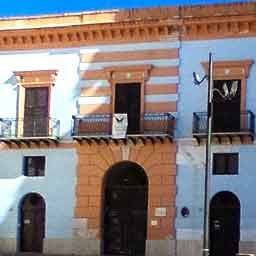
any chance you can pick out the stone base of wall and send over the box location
[0,238,177,256]
[44,238,100,255]
[177,240,202,256]
[177,240,256,256]
[0,239,16,253]
[146,239,176,256]
[239,241,256,254]
[44,239,73,254]
[72,238,100,255]
[44,239,175,255]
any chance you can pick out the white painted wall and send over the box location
[0,49,80,137]
[0,148,77,240]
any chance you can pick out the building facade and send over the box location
[176,4,256,256]
[0,6,178,256]
[0,2,255,256]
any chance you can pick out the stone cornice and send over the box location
[0,2,255,50]
[0,20,180,50]
[182,15,256,40]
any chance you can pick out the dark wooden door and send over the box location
[115,84,141,134]
[103,163,148,256]
[24,87,49,137]
[210,192,240,256]
[20,193,45,252]
[213,80,240,132]
[104,187,147,255]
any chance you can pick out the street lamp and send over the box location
[193,52,238,256]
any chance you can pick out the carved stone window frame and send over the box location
[202,60,253,111]
[104,65,152,116]
[14,70,57,136]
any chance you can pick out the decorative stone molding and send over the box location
[105,65,152,83]
[0,21,179,50]
[14,70,58,87]
[201,60,254,79]
[182,17,256,40]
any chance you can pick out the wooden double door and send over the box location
[103,162,148,256]
[23,87,49,137]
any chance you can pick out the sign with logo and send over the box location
[112,113,128,139]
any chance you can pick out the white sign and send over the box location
[112,113,128,139]
[24,219,31,224]
[151,220,158,226]
[155,207,167,217]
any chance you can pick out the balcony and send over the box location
[0,117,60,145]
[193,111,255,144]
[72,113,175,144]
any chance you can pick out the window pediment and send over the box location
[104,65,152,83]
[201,60,253,79]
[14,70,58,87]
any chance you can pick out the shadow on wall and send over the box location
[0,176,26,224]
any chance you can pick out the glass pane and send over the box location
[24,156,45,176]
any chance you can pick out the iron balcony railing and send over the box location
[0,117,60,138]
[72,113,175,137]
[193,111,255,135]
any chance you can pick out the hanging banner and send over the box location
[112,113,128,139]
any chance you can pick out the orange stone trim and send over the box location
[14,70,58,87]
[79,103,111,115]
[145,102,177,113]
[80,67,177,80]
[202,60,254,79]
[0,20,179,50]
[182,15,256,41]
[75,140,177,240]
[202,60,254,112]
[80,49,179,63]
[80,87,111,97]
[145,84,177,95]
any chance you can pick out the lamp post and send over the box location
[203,52,213,256]
[193,52,238,256]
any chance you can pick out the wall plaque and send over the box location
[155,207,167,217]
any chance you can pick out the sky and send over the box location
[0,0,255,18]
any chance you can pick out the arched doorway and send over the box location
[210,191,240,256]
[19,193,45,252]
[102,161,148,256]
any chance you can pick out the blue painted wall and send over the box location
[176,37,256,241]
[177,37,256,138]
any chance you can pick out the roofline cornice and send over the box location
[0,2,254,50]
